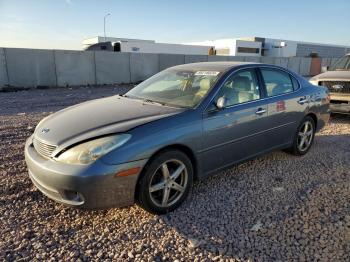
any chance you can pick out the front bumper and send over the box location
[330,93,350,114]
[24,136,148,209]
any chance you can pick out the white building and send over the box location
[82,36,212,55]
[187,38,262,57]
[82,36,350,58]
[261,37,350,58]
[189,37,350,58]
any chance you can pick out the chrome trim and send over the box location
[298,97,309,105]
[33,137,57,158]
[255,108,267,115]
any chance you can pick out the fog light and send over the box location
[62,190,84,203]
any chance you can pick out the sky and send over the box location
[0,0,349,50]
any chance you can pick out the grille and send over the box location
[33,138,57,158]
[320,81,350,94]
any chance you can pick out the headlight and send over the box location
[56,134,131,164]
[309,79,319,86]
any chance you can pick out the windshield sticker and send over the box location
[194,71,220,76]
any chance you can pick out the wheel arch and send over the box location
[305,112,318,130]
[134,143,198,200]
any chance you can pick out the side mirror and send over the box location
[216,97,227,110]
[321,66,328,73]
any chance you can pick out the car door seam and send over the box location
[198,121,296,153]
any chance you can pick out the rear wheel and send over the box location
[288,116,315,155]
[136,150,193,214]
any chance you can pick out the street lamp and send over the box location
[104,13,111,42]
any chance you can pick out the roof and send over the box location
[168,61,259,71]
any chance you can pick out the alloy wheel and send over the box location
[148,159,188,208]
[297,120,314,152]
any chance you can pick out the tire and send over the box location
[136,150,193,214]
[287,116,315,156]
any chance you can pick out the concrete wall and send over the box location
[0,48,9,87]
[184,55,208,63]
[274,58,289,68]
[287,57,301,73]
[260,57,275,65]
[227,56,246,62]
[95,52,130,84]
[243,56,261,63]
[5,48,56,87]
[208,55,229,61]
[0,47,345,90]
[299,57,312,76]
[130,53,159,82]
[159,54,185,70]
[55,50,96,86]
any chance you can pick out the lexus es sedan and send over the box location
[25,62,330,214]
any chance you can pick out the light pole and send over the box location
[104,13,111,42]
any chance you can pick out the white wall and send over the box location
[263,38,298,57]
[120,42,210,55]
[82,36,155,49]
[187,39,261,57]
[233,40,261,57]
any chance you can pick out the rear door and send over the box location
[258,67,308,147]
[200,68,272,174]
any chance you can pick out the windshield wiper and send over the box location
[123,95,186,108]
[142,99,167,106]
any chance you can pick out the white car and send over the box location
[309,53,350,114]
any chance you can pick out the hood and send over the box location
[34,95,183,148]
[311,70,350,81]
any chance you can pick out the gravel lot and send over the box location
[0,86,349,261]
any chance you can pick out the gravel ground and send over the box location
[0,86,349,261]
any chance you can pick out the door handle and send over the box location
[255,108,266,115]
[298,97,308,105]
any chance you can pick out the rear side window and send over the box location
[261,68,296,97]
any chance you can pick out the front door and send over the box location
[200,68,272,175]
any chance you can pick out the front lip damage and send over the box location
[25,137,149,209]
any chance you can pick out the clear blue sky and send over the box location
[0,0,349,50]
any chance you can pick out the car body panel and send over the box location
[25,135,148,208]
[25,62,330,209]
[34,95,184,154]
[200,99,270,174]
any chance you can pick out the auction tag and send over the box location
[194,71,220,76]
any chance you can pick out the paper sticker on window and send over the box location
[194,71,220,76]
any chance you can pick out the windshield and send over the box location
[329,55,350,71]
[125,69,222,108]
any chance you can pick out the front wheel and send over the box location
[136,150,193,214]
[287,116,315,156]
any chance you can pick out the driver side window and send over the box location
[216,69,260,107]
